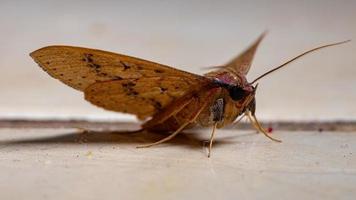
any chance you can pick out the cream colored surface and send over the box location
[0,1,355,121]
[0,128,355,200]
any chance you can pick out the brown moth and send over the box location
[30,33,349,157]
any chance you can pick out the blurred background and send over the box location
[0,0,355,122]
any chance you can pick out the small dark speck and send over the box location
[175,86,180,89]
[120,61,131,70]
[84,53,94,62]
[155,101,162,109]
[52,68,57,71]
[154,69,164,73]
[82,76,87,79]
[137,66,144,70]
[60,74,64,76]
[149,98,162,109]
[78,83,82,86]
[68,79,72,81]
[46,62,50,64]
[161,87,168,92]
[114,76,123,80]
[127,82,136,87]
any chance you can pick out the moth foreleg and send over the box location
[246,113,259,134]
[248,111,282,143]
[245,97,260,134]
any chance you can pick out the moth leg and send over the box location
[137,89,216,148]
[208,123,217,158]
[246,112,260,134]
[142,97,194,130]
[245,97,260,133]
[206,98,224,157]
[137,97,210,148]
[136,120,191,148]
[248,112,282,143]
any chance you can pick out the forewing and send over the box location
[30,45,206,91]
[224,32,265,75]
[84,77,209,120]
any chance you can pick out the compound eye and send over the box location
[229,86,246,101]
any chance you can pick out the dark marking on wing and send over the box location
[113,76,123,80]
[160,87,168,93]
[83,53,94,63]
[122,81,139,96]
[30,45,210,94]
[120,61,131,71]
[149,98,163,110]
[154,69,164,73]
[82,53,129,80]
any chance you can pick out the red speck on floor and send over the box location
[267,127,273,133]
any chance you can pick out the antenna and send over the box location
[251,40,351,84]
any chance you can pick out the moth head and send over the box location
[213,78,255,101]
[228,84,255,101]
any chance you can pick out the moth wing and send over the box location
[30,45,206,91]
[84,77,209,120]
[224,32,265,75]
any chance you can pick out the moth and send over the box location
[30,33,349,157]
